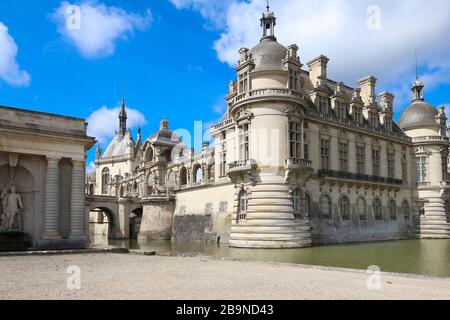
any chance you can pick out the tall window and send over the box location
[356,144,365,174]
[336,101,346,119]
[289,69,300,91]
[402,201,410,219]
[340,196,350,221]
[357,197,367,221]
[320,194,332,219]
[372,148,380,176]
[369,111,378,127]
[238,72,248,93]
[304,194,311,218]
[339,141,349,171]
[293,189,302,220]
[442,154,448,182]
[101,168,110,195]
[387,150,395,177]
[220,131,227,177]
[304,144,309,161]
[180,167,188,186]
[318,96,328,114]
[374,198,383,221]
[389,199,397,221]
[321,139,330,170]
[239,124,249,160]
[354,107,363,123]
[416,156,428,183]
[402,153,408,184]
[237,190,248,223]
[289,122,302,159]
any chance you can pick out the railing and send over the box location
[212,118,235,131]
[285,158,313,169]
[227,159,257,172]
[317,169,403,185]
[412,136,450,143]
[232,88,305,105]
[417,182,431,187]
[308,109,411,143]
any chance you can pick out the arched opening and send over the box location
[129,207,143,239]
[163,149,172,163]
[193,164,203,184]
[89,207,116,244]
[402,200,410,220]
[144,146,154,163]
[101,168,110,195]
[207,162,215,182]
[389,199,397,221]
[357,197,367,221]
[339,195,350,221]
[320,194,332,219]
[237,190,248,223]
[180,166,188,186]
[373,198,383,221]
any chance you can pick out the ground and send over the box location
[0,253,449,300]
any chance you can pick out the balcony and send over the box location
[285,158,313,170]
[229,88,306,109]
[317,169,403,186]
[227,159,257,174]
[412,136,450,144]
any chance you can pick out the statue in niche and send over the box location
[1,184,24,232]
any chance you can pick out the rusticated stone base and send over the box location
[0,232,30,252]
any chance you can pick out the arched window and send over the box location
[357,197,367,221]
[374,198,383,221]
[145,147,154,163]
[389,199,397,220]
[293,189,301,220]
[180,166,187,186]
[102,168,110,195]
[320,194,332,219]
[402,200,410,219]
[237,190,248,223]
[193,164,203,183]
[340,195,350,221]
[207,163,215,182]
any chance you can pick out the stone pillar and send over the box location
[42,157,61,239]
[70,160,87,240]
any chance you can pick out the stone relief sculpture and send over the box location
[1,184,24,232]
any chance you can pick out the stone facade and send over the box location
[0,106,95,249]
[90,7,450,248]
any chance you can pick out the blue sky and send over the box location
[0,0,449,169]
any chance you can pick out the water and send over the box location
[95,237,450,277]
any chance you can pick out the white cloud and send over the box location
[0,22,30,87]
[87,161,96,174]
[86,104,147,144]
[51,1,152,58]
[170,0,450,109]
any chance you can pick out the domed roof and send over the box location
[398,100,438,130]
[249,38,287,72]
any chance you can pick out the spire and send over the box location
[260,2,276,41]
[119,95,127,135]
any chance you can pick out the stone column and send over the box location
[42,157,61,239]
[70,160,87,240]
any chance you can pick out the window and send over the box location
[194,165,203,183]
[416,156,428,183]
[356,144,365,175]
[180,166,188,186]
[101,168,110,195]
[318,96,328,114]
[385,118,393,131]
[205,203,213,215]
[289,69,300,91]
[339,141,349,172]
[357,197,367,221]
[237,190,248,223]
[372,148,380,176]
[293,189,302,220]
[336,101,347,119]
[374,198,383,221]
[207,163,215,182]
[219,202,228,213]
[289,122,302,159]
[320,194,332,219]
[402,201,410,219]
[340,196,350,221]
[321,139,330,170]
[354,107,363,123]
[387,150,395,177]
[304,144,309,161]
[220,131,227,177]
[369,111,378,127]
[239,123,250,160]
[402,153,407,184]
[304,194,311,218]
[238,72,248,93]
[389,199,397,221]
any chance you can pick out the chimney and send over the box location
[238,48,249,64]
[307,55,329,88]
[379,92,394,112]
[287,44,299,61]
[357,76,377,106]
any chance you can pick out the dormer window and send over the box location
[238,72,248,94]
[289,69,300,91]
[354,107,363,123]
[318,96,328,114]
[369,111,378,127]
[336,101,347,119]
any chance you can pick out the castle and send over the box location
[88,6,450,249]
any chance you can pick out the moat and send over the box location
[93,238,450,277]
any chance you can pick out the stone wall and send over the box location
[172,214,212,242]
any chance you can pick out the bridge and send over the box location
[86,195,143,240]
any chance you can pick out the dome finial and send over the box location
[266,0,270,12]
[260,1,276,41]
[412,51,425,102]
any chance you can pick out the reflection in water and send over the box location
[93,238,450,277]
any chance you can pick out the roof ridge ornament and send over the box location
[260,2,276,41]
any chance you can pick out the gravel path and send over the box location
[0,253,449,300]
